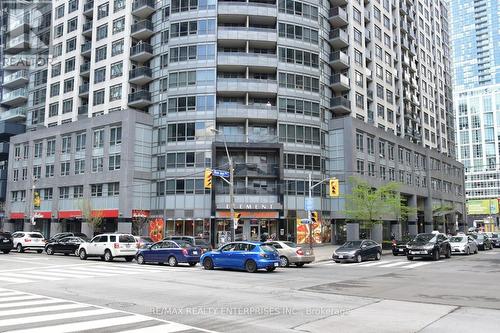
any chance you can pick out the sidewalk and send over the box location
[307,244,392,262]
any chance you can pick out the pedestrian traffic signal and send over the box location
[329,178,339,197]
[233,212,241,224]
[204,168,212,189]
[311,211,318,224]
[33,191,41,209]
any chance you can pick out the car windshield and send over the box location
[413,234,436,243]
[194,239,209,246]
[29,233,43,238]
[449,237,465,243]
[119,235,136,243]
[260,245,277,253]
[342,241,362,248]
[491,234,498,238]
[477,234,485,240]
[176,240,192,248]
[283,241,298,248]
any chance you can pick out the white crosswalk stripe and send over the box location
[0,262,196,286]
[314,259,442,270]
[0,287,217,333]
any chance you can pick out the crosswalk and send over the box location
[0,287,216,333]
[0,262,200,285]
[313,259,444,270]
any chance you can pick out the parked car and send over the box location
[406,233,451,261]
[134,236,154,249]
[45,236,87,256]
[49,232,89,242]
[490,233,500,248]
[475,233,493,250]
[333,240,382,263]
[264,241,315,267]
[163,236,211,253]
[136,240,201,266]
[200,241,280,273]
[449,235,478,255]
[12,232,46,253]
[0,231,13,254]
[391,235,413,256]
[78,233,137,262]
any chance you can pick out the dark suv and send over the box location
[0,232,13,254]
[163,236,211,253]
[407,233,451,261]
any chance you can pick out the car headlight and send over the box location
[423,245,435,250]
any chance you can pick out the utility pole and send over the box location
[308,173,313,251]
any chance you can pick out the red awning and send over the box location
[58,209,119,219]
[132,209,150,218]
[10,212,25,220]
[33,211,51,219]
[58,211,82,219]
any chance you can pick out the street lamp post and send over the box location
[211,128,235,243]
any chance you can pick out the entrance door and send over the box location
[249,224,259,241]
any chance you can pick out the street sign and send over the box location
[213,169,230,178]
[300,219,312,224]
[305,198,314,211]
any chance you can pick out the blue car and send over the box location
[135,240,201,266]
[200,241,280,273]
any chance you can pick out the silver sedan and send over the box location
[449,235,478,255]
[264,241,315,267]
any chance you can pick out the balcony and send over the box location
[130,43,154,62]
[329,73,350,92]
[82,21,93,37]
[234,163,280,178]
[330,0,348,5]
[218,2,276,17]
[217,26,277,43]
[364,29,371,43]
[83,0,94,16]
[1,88,28,106]
[329,7,348,27]
[5,34,29,53]
[128,90,152,109]
[0,142,9,158]
[132,0,155,19]
[129,67,153,85]
[78,105,88,115]
[214,134,278,145]
[400,21,409,33]
[80,62,91,76]
[367,90,374,101]
[217,52,277,69]
[3,55,29,70]
[366,69,373,81]
[364,9,371,23]
[131,20,154,40]
[0,107,27,122]
[329,29,349,48]
[409,44,417,56]
[366,50,372,62]
[217,78,277,94]
[330,96,351,115]
[79,84,89,97]
[216,103,278,122]
[329,51,349,70]
[8,16,30,37]
[81,42,92,57]
[3,70,29,89]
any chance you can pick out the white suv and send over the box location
[78,233,137,262]
[12,232,46,253]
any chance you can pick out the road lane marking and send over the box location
[0,303,88,317]
[0,273,63,281]
[0,295,45,303]
[0,299,63,309]
[0,308,118,327]
[119,322,199,333]
[379,261,410,268]
[0,276,33,284]
[404,262,432,268]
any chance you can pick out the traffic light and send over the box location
[329,178,339,197]
[204,168,212,189]
[33,191,41,209]
[311,211,318,224]
[233,212,241,224]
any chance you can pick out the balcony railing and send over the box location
[3,70,28,84]
[129,66,152,79]
[80,62,91,72]
[84,0,94,12]
[2,88,27,101]
[130,43,153,56]
[132,0,155,11]
[79,84,89,94]
[128,90,152,103]
[330,96,351,110]
[78,105,88,115]
[81,42,92,53]
[131,20,154,33]
[0,106,27,121]
[82,21,93,32]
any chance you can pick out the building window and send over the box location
[91,184,103,197]
[67,17,78,33]
[93,129,104,148]
[111,39,124,56]
[356,132,364,151]
[66,37,76,52]
[109,154,121,170]
[97,3,109,19]
[43,188,53,200]
[75,159,85,174]
[65,57,75,73]
[59,187,70,199]
[60,162,70,176]
[110,127,122,145]
[56,4,65,18]
[92,157,104,172]
[356,160,365,175]
[61,136,71,153]
[76,133,86,151]
[46,139,56,156]
[110,61,123,78]
[107,182,120,196]
[94,67,106,83]
[34,142,43,158]
[54,24,64,38]
[33,166,41,179]
[73,185,84,198]
[45,164,54,178]
[367,136,374,155]
[93,90,105,106]
[112,17,125,34]
[96,46,107,62]
[114,0,125,12]
[109,84,122,101]
[50,83,60,97]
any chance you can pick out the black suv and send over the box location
[407,233,451,261]
[0,231,13,254]
[392,235,413,256]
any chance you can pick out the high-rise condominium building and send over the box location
[451,0,500,229]
[3,0,464,244]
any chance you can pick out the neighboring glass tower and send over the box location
[451,0,500,227]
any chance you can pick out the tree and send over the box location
[78,199,103,236]
[132,214,150,236]
[343,177,415,238]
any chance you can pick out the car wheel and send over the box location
[168,256,178,267]
[2,250,10,254]
[433,250,440,261]
[64,253,70,256]
[407,256,413,261]
[188,262,197,267]
[245,259,257,273]
[79,249,87,260]
[46,246,54,255]
[266,267,276,272]
[125,256,133,262]
[475,248,478,254]
[74,249,79,256]
[203,257,214,270]
[136,254,145,265]
[279,256,289,267]
[375,252,381,261]
[356,254,362,263]
[37,250,43,254]
[104,250,113,262]
[445,247,451,259]
[16,244,24,253]
[334,260,341,263]
[466,247,470,255]
[295,263,305,267]
[393,252,398,256]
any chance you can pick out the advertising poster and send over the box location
[149,218,165,242]
[296,220,322,245]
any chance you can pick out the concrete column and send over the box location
[425,222,434,233]
[371,223,383,243]
[3,221,15,233]
[391,222,402,240]
[408,195,417,236]
[448,214,457,234]
[424,197,434,233]
[23,222,32,232]
[50,220,61,238]
[81,222,93,237]
[117,221,132,234]
[346,222,359,241]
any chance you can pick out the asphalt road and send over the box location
[1,249,500,332]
